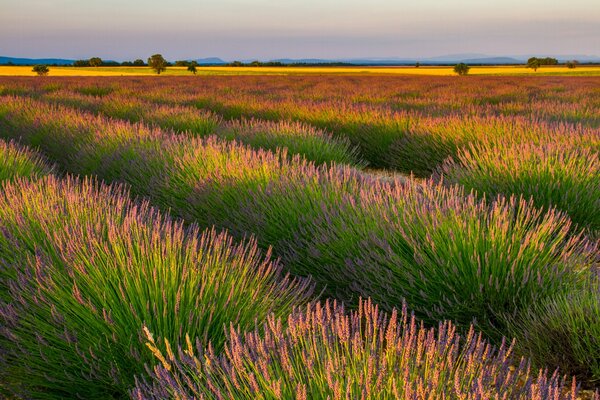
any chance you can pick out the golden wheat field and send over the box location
[2,64,600,76]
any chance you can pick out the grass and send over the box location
[1,65,600,76]
[134,298,581,400]
[0,176,313,398]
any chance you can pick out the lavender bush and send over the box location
[133,299,585,400]
[0,176,313,398]
[0,138,53,181]
[0,96,595,343]
[507,275,600,387]
[439,140,600,233]
[37,89,361,166]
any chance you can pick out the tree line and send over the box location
[26,55,587,76]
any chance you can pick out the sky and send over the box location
[1,0,599,61]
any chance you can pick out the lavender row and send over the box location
[0,137,54,181]
[0,96,597,383]
[439,139,600,233]
[3,76,597,176]
[17,86,363,167]
[133,299,590,400]
[0,174,312,398]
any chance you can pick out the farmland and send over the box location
[2,64,600,76]
[0,74,598,399]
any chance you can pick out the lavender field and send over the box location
[0,75,598,399]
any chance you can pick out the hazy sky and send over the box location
[1,0,599,60]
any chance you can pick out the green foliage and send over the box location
[148,54,167,74]
[566,60,579,69]
[528,57,559,66]
[187,62,198,74]
[527,58,541,71]
[453,63,470,75]
[89,57,103,67]
[32,64,49,76]
[507,275,600,387]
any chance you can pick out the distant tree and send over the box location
[133,59,146,66]
[32,65,49,76]
[415,62,421,68]
[250,60,261,67]
[187,61,198,74]
[527,57,558,70]
[229,61,244,67]
[175,60,190,67]
[121,61,133,66]
[527,58,540,71]
[453,63,470,76]
[541,57,558,65]
[566,60,579,69]
[89,57,103,67]
[148,54,167,74]
[73,60,89,67]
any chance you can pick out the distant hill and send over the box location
[422,53,490,62]
[0,56,74,65]
[270,56,524,65]
[460,57,522,65]
[195,57,226,65]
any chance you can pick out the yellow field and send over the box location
[1,65,599,76]
[0,66,132,76]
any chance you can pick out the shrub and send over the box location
[133,299,582,400]
[439,140,600,233]
[507,275,600,387]
[0,139,53,181]
[0,176,313,398]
